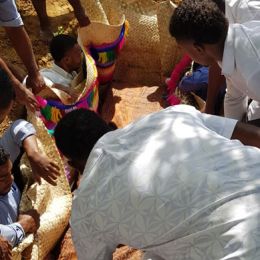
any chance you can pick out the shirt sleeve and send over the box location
[224,79,248,121]
[200,113,238,139]
[0,0,24,27]
[0,120,36,162]
[0,223,25,247]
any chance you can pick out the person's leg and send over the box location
[31,0,52,38]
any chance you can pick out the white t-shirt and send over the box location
[225,0,260,23]
[223,0,260,120]
[221,21,260,119]
[40,63,77,88]
[71,105,260,260]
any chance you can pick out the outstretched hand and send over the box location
[18,209,40,234]
[28,153,60,186]
[13,80,39,112]
[26,72,46,95]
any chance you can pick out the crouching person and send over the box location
[0,147,39,247]
[0,68,60,248]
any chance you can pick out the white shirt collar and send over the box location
[52,63,77,80]
[221,25,235,76]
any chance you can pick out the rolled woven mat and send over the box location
[12,110,72,260]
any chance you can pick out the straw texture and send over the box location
[81,0,181,85]
[12,111,72,259]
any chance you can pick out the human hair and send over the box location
[169,0,228,45]
[0,146,9,166]
[54,109,111,162]
[0,68,15,109]
[49,34,77,62]
[211,0,225,12]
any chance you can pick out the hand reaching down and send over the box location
[28,152,60,186]
[18,209,40,234]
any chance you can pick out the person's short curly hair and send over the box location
[50,34,77,62]
[54,109,111,162]
[169,0,228,44]
[0,146,9,166]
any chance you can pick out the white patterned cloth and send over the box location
[71,105,260,260]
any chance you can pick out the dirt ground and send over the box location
[0,0,78,75]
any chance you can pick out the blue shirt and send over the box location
[0,120,35,246]
[0,183,24,247]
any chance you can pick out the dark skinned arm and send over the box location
[67,0,90,27]
[205,62,226,115]
[231,122,260,148]
[4,26,45,94]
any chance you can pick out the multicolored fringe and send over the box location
[89,21,128,83]
[166,54,192,105]
[36,53,99,133]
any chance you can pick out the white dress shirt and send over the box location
[71,105,260,260]
[225,0,260,24]
[223,0,260,120]
[221,21,260,120]
[40,63,77,87]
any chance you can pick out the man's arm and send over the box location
[0,223,25,247]
[0,120,60,185]
[4,26,45,94]
[231,122,260,148]
[204,62,225,114]
[23,135,60,186]
[67,0,90,27]
[0,209,40,247]
[0,57,38,111]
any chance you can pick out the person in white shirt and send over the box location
[170,0,260,123]
[40,34,82,98]
[205,0,260,122]
[54,105,260,260]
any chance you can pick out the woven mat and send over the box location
[101,82,167,128]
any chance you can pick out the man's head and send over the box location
[54,109,111,173]
[50,34,82,73]
[0,69,15,123]
[0,147,13,196]
[169,0,228,66]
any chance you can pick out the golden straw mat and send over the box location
[12,110,72,260]
[81,0,181,85]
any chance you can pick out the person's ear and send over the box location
[193,42,205,54]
